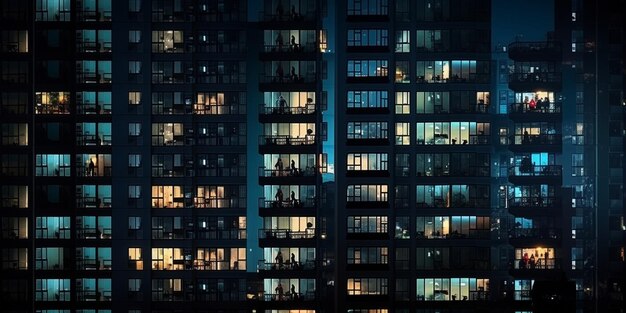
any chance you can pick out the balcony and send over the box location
[260,43,317,60]
[416,73,490,84]
[508,196,562,216]
[258,197,316,216]
[346,169,390,177]
[510,258,562,277]
[509,134,562,151]
[508,72,562,91]
[258,259,317,277]
[259,135,317,154]
[415,198,490,209]
[508,164,562,184]
[259,228,316,246]
[258,9,317,24]
[509,228,561,246]
[259,73,317,91]
[259,166,317,185]
[259,102,318,123]
[509,101,562,120]
[508,42,562,61]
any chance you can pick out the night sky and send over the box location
[492,0,555,44]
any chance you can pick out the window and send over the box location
[35,217,69,239]
[35,154,71,176]
[152,30,184,53]
[416,278,489,301]
[128,278,141,300]
[76,60,112,83]
[35,0,71,21]
[395,216,410,239]
[35,279,71,301]
[347,185,388,202]
[395,61,409,83]
[416,122,490,145]
[348,60,388,78]
[395,92,410,114]
[0,30,28,53]
[347,247,388,265]
[395,185,409,209]
[128,248,143,270]
[347,216,388,234]
[152,123,184,146]
[347,122,388,140]
[347,0,388,16]
[395,154,410,177]
[129,61,142,74]
[347,153,388,172]
[151,185,184,208]
[395,122,410,145]
[128,123,141,136]
[1,123,28,146]
[0,92,28,114]
[128,216,141,239]
[395,30,410,52]
[129,91,141,105]
[128,0,141,12]
[1,185,29,208]
[128,185,141,199]
[129,30,141,43]
[347,91,388,110]
[347,29,388,48]
[347,278,388,295]
[2,247,28,270]
[572,154,584,176]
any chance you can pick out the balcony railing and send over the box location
[258,260,316,271]
[259,197,316,209]
[510,228,561,240]
[509,72,561,85]
[415,229,490,240]
[260,290,316,302]
[258,10,316,23]
[508,165,562,177]
[259,135,316,146]
[508,196,560,208]
[510,134,561,145]
[508,41,562,59]
[262,43,317,54]
[512,257,560,270]
[259,228,315,240]
[259,73,316,84]
[259,166,317,178]
[260,103,317,115]
[509,102,561,114]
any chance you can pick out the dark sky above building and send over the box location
[492,0,555,45]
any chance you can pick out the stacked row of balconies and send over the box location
[506,41,566,306]
[255,0,323,310]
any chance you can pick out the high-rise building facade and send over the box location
[0,1,623,313]
[334,1,494,311]
[254,0,328,312]
[554,0,625,312]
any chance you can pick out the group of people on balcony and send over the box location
[271,95,314,114]
[274,63,302,83]
[274,33,301,52]
[273,158,315,177]
[523,95,551,112]
[518,251,551,269]
[274,282,300,301]
[275,1,302,21]
[273,251,301,270]
[274,188,299,207]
